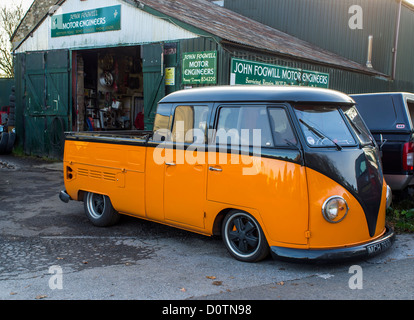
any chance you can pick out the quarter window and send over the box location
[268,108,297,146]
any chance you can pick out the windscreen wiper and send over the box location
[299,119,342,150]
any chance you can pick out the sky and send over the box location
[1,0,34,12]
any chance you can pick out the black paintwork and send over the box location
[270,225,395,262]
[160,85,354,104]
[303,147,383,237]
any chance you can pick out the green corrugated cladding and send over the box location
[0,78,15,109]
[179,37,394,94]
[225,0,414,93]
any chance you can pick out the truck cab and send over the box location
[351,92,414,196]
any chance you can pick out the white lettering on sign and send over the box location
[232,59,329,87]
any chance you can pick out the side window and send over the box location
[216,107,241,145]
[153,103,172,141]
[268,108,297,146]
[215,106,274,147]
[172,105,209,143]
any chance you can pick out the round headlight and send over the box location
[322,196,349,223]
[386,185,392,209]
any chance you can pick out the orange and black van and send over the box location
[60,86,394,262]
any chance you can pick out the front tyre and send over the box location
[84,192,120,227]
[222,210,269,262]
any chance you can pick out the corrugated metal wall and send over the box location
[221,43,393,94]
[225,0,414,93]
[179,36,394,94]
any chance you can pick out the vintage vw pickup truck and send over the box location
[60,86,394,262]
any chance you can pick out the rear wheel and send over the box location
[83,192,120,227]
[0,132,9,154]
[222,210,269,262]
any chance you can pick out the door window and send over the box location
[171,105,209,143]
[215,106,296,148]
[216,106,273,147]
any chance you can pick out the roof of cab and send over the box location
[159,86,355,104]
[351,92,414,99]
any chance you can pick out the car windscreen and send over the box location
[294,105,356,148]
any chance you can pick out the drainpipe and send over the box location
[366,35,373,68]
[391,0,402,80]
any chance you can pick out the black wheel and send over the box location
[83,192,120,227]
[222,210,269,262]
[0,132,9,154]
[5,131,15,154]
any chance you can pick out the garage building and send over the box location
[11,0,391,158]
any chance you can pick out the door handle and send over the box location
[166,162,176,166]
[209,166,222,172]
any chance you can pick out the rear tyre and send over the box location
[83,192,120,227]
[5,131,15,154]
[222,210,269,262]
[0,132,9,154]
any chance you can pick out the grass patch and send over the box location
[387,198,414,233]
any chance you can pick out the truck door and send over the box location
[163,104,210,228]
[206,105,309,245]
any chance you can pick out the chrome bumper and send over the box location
[385,173,413,191]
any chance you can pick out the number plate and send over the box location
[367,238,392,255]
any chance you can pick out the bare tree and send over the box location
[0,4,24,78]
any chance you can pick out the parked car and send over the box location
[351,92,414,197]
[60,86,394,262]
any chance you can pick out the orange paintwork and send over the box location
[305,168,387,249]
[63,139,387,250]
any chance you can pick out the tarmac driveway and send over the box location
[0,154,414,302]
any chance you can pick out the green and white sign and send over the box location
[51,5,121,38]
[230,58,329,88]
[182,51,217,85]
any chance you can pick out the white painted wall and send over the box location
[16,0,199,53]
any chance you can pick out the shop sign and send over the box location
[230,58,329,88]
[51,5,121,38]
[182,51,217,85]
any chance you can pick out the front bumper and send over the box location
[270,226,395,262]
[385,173,413,191]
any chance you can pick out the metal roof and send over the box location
[137,0,384,76]
[12,0,384,76]
[159,85,355,104]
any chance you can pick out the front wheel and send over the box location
[222,210,269,262]
[83,192,120,227]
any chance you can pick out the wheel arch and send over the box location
[211,207,266,237]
